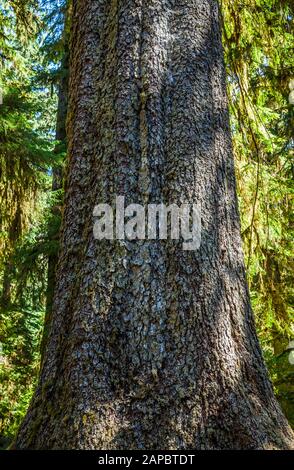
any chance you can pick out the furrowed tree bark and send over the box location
[14,0,294,449]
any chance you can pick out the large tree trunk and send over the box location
[14,0,294,450]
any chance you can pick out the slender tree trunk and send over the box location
[0,260,12,307]
[15,0,294,450]
[42,44,69,359]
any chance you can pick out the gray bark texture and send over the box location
[14,0,294,449]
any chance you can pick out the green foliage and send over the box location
[222,0,294,425]
[0,0,57,258]
[0,0,61,447]
[0,307,43,448]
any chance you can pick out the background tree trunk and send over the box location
[14,0,294,450]
[42,42,69,360]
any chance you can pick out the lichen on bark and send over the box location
[14,0,294,450]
